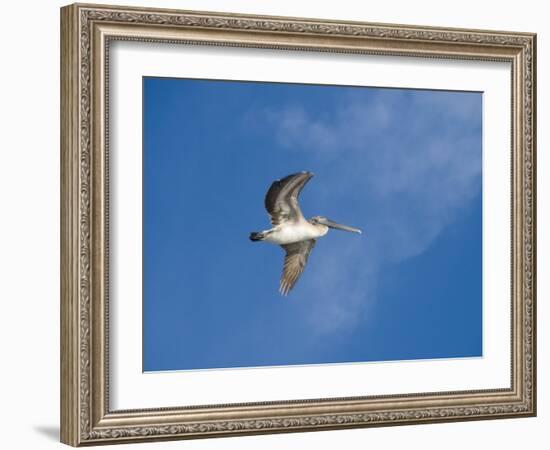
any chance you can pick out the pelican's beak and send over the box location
[322,218,362,234]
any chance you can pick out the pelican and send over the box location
[250,171,362,296]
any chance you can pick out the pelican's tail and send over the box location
[249,231,266,241]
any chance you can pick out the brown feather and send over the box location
[279,239,316,296]
[264,172,313,226]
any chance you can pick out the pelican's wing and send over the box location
[264,172,313,226]
[279,239,316,296]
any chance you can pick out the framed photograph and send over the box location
[60,3,537,446]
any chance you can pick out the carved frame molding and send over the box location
[61,3,536,446]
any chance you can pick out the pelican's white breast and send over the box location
[265,222,322,245]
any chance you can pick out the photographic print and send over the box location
[142,78,482,372]
[61,4,535,444]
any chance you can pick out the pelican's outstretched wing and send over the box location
[279,239,316,296]
[264,171,313,226]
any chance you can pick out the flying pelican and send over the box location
[250,171,362,296]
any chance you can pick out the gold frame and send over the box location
[60,2,537,446]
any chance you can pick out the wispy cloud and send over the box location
[253,88,482,335]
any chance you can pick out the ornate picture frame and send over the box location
[60,2,536,446]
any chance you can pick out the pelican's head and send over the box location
[309,216,362,235]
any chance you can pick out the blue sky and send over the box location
[142,77,482,371]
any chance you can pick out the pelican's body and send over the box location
[263,220,328,245]
[250,171,362,295]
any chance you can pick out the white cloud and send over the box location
[258,89,482,335]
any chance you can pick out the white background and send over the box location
[111,43,511,409]
[0,1,546,449]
